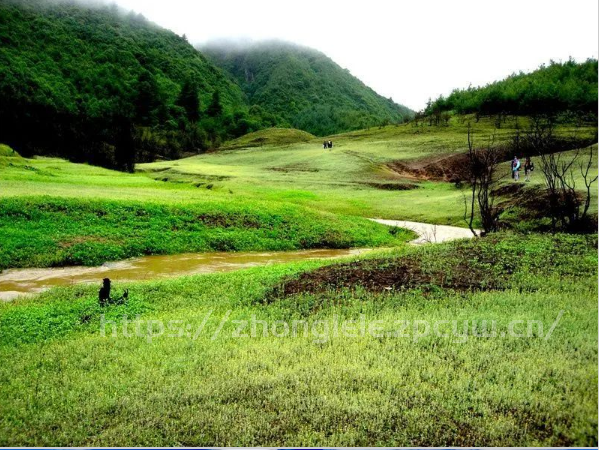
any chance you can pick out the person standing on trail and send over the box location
[323,141,327,150]
[511,156,521,181]
[328,140,333,149]
[524,156,534,182]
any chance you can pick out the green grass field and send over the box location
[138,118,597,222]
[0,117,597,446]
[8,116,594,270]
[2,117,595,229]
[0,233,596,446]
[137,120,486,222]
[0,147,417,269]
[0,196,412,270]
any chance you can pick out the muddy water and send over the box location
[0,248,369,301]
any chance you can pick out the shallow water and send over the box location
[0,248,369,301]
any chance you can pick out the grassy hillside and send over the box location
[222,128,315,150]
[0,155,411,270]
[202,40,413,135]
[0,233,596,446]
[0,144,19,157]
[0,0,261,166]
[2,118,595,249]
[140,117,598,224]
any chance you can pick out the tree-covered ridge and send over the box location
[0,0,268,168]
[202,40,413,136]
[425,59,598,118]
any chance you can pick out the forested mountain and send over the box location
[202,40,413,136]
[0,0,269,168]
[425,59,598,119]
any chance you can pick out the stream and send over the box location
[0,219,477,301]
[0,248,369,301]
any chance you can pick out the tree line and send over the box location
[423,59,597,123]
[0,0,274,171]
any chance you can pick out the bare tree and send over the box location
[463,124,506,235]
[525,115,555,152]
[580,146,598,219]
[524,117,598,231]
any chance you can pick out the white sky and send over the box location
[112,0,598,110]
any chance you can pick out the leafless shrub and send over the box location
[522,116,597,232]
[463,124,507,235]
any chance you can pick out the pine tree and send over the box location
[135,70,161,126]
[206,90,223,117]
[176,79,200,123]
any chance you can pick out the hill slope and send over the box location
[222,128,315,150]
[202,40,413,136]
[0,0,253,166]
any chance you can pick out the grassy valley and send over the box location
[1,113,597,447]
[1,116,596,269]
[139,117,598,223]
[0,147,412,270]
[0,1,597,446]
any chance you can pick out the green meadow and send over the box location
[0,196,410,270]
[139,117,597,221]
[0,141,420,269]
[0,117,597,446]
[0,233,596,446]
[0,1,597,445]
[0,116,564,271]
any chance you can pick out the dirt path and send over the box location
[371,218,478,244]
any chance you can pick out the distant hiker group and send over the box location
[323,140,333,150]
[511,156,534,182]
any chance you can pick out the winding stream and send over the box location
[0,219,477,301]
[0,248,369,301]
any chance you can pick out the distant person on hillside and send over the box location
[323,141,328,149]
[524,156,534,182]
[328,140,333,149]
[511,156,521,181]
